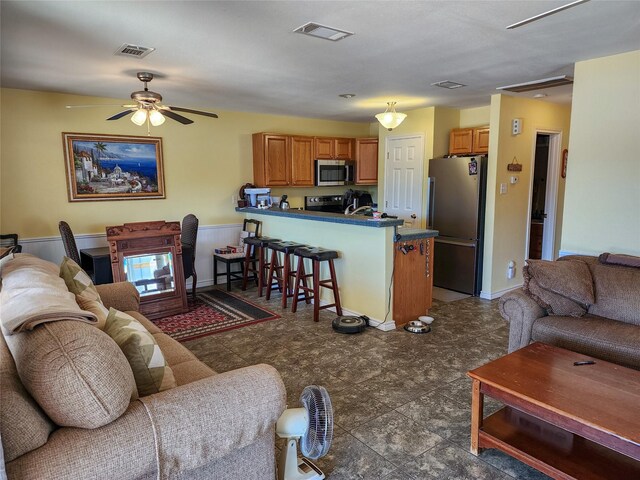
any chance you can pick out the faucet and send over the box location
[346,205,373,215]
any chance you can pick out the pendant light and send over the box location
[375,102,407,131]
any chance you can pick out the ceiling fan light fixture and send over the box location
[375,102,407,131]
[149,109,165,126]
[131,109,148,126]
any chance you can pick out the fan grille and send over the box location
[299,385,333,460]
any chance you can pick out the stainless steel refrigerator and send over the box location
[427,155,487,295]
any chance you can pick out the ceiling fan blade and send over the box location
[106,109,135,120]
[167,106,218,119]
[161,109,194,125]
[66,104,126,109]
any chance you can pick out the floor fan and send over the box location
[276,385,333,480]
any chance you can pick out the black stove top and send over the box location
[305,195,344,213]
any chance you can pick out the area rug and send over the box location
[152,288,280,341]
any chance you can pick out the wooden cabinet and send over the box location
[393,237,434,327]
[529,222,543,259]
[314,137,353,160]
[473,127,490,154]
[450,129,474,155]
[253,133,315,187]
[355,137,378,185]
[290,136,315,186]
[449,126,489,155]
[253,133,289,187]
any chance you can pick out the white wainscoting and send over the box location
[20,223,244,289]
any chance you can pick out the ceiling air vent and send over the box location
[431,80,466,89]
[497,75,573,93]
[114,43,155,59]
[293,22,354,41]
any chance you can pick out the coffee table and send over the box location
[467,342,640,479]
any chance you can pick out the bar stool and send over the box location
[265,241,309,308]
[291,246,342,322]
[242,236,280,297]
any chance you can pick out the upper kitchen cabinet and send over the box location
[449,126,489,155]
[355,137,378,185]
[253,133,290,186]
[473,127,490,154]
[314,137,354,160]
[290,136,315,186]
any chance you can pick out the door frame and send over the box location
[525,129,562,260]
[383,133,425,227]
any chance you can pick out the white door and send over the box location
[384,135,425,227]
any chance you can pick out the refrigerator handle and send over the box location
[426,177,435,228]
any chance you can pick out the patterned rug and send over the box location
[152,288,280,341]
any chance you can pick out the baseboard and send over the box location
[479,283,522,300]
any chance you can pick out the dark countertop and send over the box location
[394,227,439,241]
[236,207,404,228]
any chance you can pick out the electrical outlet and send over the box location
[500,183,508,194]
[231,194,237,204]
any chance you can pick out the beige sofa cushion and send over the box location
[524,259,594,316]
[104,308,177,397]
[4,320,136,429]
[588,263,640,325]
[0,333,55,462]
[532,314,640,370]
[59,256,109,329]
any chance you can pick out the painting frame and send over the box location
[62,132,165,202]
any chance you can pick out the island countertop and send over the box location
[236,206,404,227]
[236,207,438,239]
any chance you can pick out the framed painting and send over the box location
[62,132,165,202]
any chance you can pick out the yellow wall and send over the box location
[432,107,460,158]
[0,88,370,237]
[459,106,491,128]
[562,50,640,256]
[482,95,571,296]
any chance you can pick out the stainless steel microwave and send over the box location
[315,159,355,186]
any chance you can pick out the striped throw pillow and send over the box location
[104,308,176,396]
[59,256,109,329]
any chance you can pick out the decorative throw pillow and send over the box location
[59,256,109,329]
[104,308,176,397]
[525,276,587,317]
[525,259,595,305]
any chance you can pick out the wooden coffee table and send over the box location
[467,342,640,479]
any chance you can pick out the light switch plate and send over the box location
[512,118,522,135]
[500,183,508,194]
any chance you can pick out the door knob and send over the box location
[411,214,417,219]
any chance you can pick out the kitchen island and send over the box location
[236,207,438,330]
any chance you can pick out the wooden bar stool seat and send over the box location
[242,236,280,296]
[291,246,342,322]
[265,241,309,308]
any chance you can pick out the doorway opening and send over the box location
[526,131,562,260]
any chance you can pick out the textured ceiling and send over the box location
[1,1,639,122]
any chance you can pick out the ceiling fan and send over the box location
[66,72,218,132]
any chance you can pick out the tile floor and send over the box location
[185,286,550,480]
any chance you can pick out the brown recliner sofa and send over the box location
[499,254,640,370]
[1,254,286,479]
